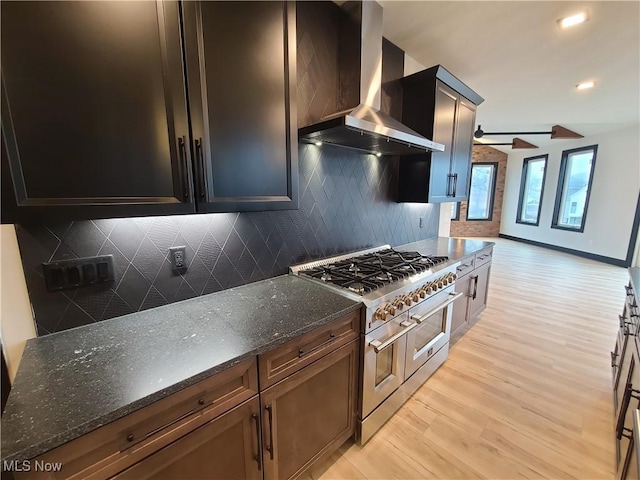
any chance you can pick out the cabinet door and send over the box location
[468,262,491,320]
[428,82,458,203]
[183,1,298,213]
[450,273,471,342]
[261,340,358,480]
[449,96,477,202]
[1,1,194,223]
[113,397,262,480]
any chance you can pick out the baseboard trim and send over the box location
[498,234,628,267]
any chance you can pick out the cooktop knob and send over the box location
[392,299,404,309]
[374,308,387,321]
[411,292,420,302]
[436,280,444,288]
[386,304,397,316]
[402,295,412,306]
[418,289,426,299]
[450,272,457,281]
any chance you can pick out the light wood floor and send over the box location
[305,238,629,480]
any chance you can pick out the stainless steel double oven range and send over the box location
[291,245,462,444]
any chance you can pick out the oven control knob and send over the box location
[450,273,457,281]
[386,305,397,316]
[411,292,420,302]
[374,308,387,321]
[444,275,452,285]
[437,280,444,288]
[418,289,426,299]
[402,295,412,306]
[430,282,438,291]
[392,299,404,310]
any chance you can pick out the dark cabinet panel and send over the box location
[450,96,476,202]
[261,340,358,480]
[397,66,481,204]
[183,1,298,212]
[1,1,194,222]
[113,397,262,480]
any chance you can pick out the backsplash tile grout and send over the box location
[16,145,440,336]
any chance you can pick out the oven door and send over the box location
[362,313,414,418]
[405,287,462,379]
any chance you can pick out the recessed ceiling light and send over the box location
[314,141,322,146]
[576,81,596,90]
[559,11,588,29]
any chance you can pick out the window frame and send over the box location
[515,154,548,227]
[551,145,598,233]
[466,162,498,222]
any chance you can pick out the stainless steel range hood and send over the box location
[298,1,444,156]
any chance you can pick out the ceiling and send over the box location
[380,1,640,153]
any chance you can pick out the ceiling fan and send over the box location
[473,124,583,149]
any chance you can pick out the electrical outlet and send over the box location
[419,217,424,228]
[169,246,187,271]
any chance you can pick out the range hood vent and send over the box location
[298,1,444,156]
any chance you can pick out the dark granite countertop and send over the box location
[396,237,494,264]
[1,275,361,463]
[630,267,640,305]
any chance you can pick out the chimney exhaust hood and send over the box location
[298,1,444,156]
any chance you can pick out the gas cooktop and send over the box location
[294,247,448,295]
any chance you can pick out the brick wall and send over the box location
[450,146,508,237]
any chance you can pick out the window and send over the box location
[552,145,597,232]
[516,154,548,226]
[466,162,498,221]
[450,202,460,221]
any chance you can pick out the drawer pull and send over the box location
[612,351,619,368]
[298,332,336,358]
[617,383,640,439]
[265,404,274,460]
[251,413,262,471]
[126,434,134,442]
[198,398,205,406]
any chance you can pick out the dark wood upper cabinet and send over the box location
[1,1,194,223]
[396,65,483,204]
[182,1,298,213]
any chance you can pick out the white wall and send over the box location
[1,225,36,381]
[500,125,640,262]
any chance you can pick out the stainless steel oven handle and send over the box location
[410,291,463,324]
[369,321,418,353]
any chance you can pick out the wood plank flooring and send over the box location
[304,238,628,479]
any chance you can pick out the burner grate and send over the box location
[299,248,449,295]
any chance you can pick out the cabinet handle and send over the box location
[471,275,479,300]
[612,351,619,368]
[178,136,190,201]
[617,383,640,439]
[195,138,207,200]
[251,414,262,471]
[298,332,335,358]
[452,173,458,197]
[265,404,274,460]
[446,174,454,197]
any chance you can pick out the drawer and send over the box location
[475,248,493,268]
[456,256,475,278]
[21,358,258,480]
[258,309,360,389]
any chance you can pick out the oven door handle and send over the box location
[369,321,418,353]
[410,291,463,324]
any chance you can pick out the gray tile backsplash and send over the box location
[16,145,440,335]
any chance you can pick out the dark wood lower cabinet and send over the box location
[112,396,261,480]
[260,340,358,480]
